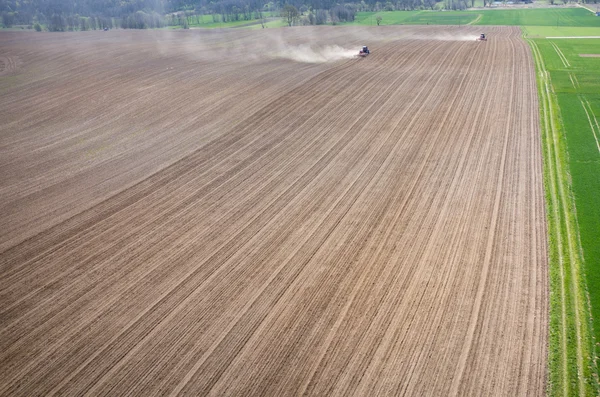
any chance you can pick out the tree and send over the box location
[376,15,382,25]
[315,9,328,24]
[34,22,42,31]
[424,0,437,9]
[80,17,89,31]
[66,15,77,30]
[330,6,356,23]
[48,14,65,31]
[256,8,266,28]
[2,12,15,27]
[281,4,299,26]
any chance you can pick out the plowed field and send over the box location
[0,26,547,396]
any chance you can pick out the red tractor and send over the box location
[477,33,487,41]
[358,45,370,57]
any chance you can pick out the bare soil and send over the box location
[0,26,547,396]
[0,55,19,76]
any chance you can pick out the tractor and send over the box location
[358,45,370,57]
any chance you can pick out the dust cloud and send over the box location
[274,44,358,63]
[421,33,481,41]
[146,27,483,65]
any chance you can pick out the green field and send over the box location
[349,8,600,27]
[475,7,600,26]
[528,37,600,396]
[353,11,477,25]
[523,25,600,37]
[343,11,417,25]
[544,37,600,363]
[180,12,281,29]
[246,19,287,29]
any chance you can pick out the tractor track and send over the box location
[0,26,547,396]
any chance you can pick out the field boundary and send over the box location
[528,38,599,396]
[467,13,482,25]
[576,4,598,14]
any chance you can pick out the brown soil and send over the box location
[579,53,600,57]
[0,55,19,76]
[0,26,547,396]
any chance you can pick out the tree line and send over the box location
[3,0,584,30]
[1,0,357,29]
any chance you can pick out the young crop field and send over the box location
[181,12,283,29]
[528,36,600,395]
[391,11,478,25]
[352,8,600,27]
[523,25,600,38]
[474,7,600,26]
[0,27,548,395]
[352,11,476,25]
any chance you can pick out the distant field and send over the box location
[184,19,254,28]
[350,8,600,27]
[357,11,478,25]
[170,12,281,29]
[353,11,478,26]
[523,25,600,37]
[247,19,287,29]
[474,7,600,26]
[351,11,421,25]
[404,11,477,25]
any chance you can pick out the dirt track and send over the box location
[0,26,547,395]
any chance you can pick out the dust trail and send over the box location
[422,33,481,41]
[274,44,358,63]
